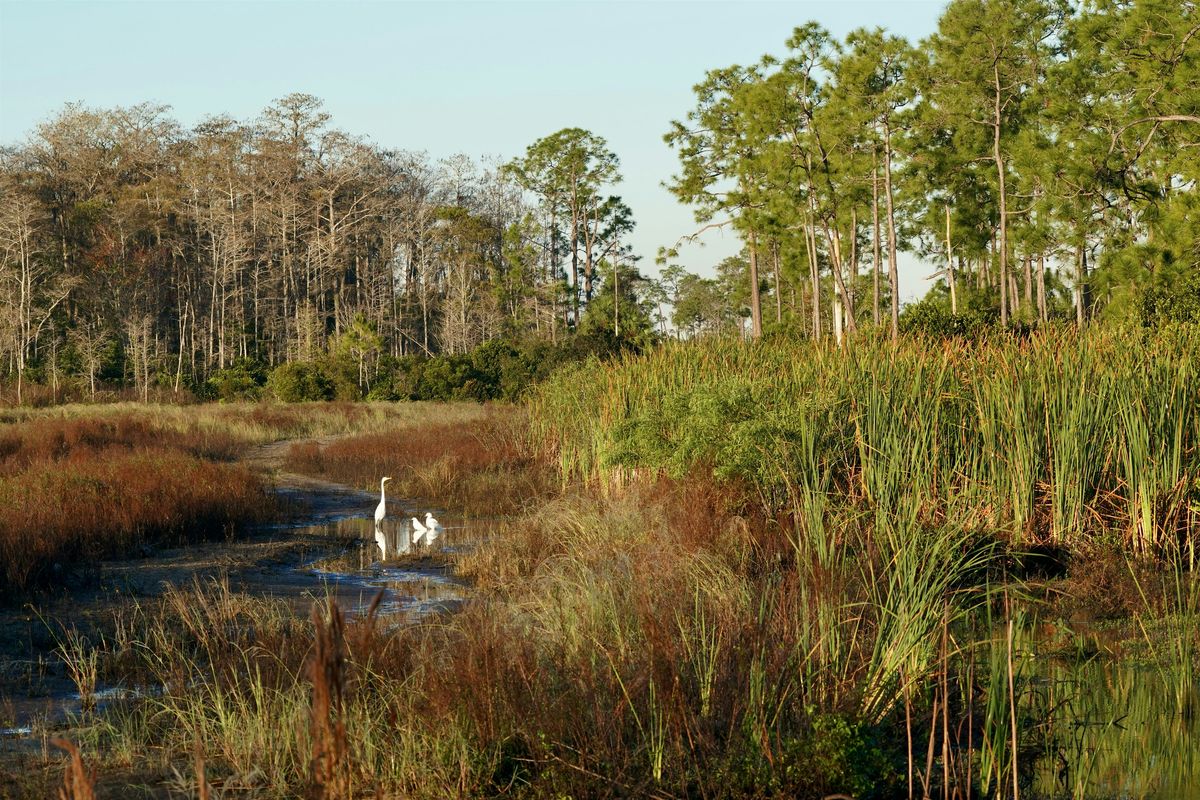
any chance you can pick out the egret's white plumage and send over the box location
[423,511,444,545]
[373,522,389,560]
[374,477,392,525]
[411,516,428,546]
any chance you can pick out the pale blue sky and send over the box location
[0,0,946,298]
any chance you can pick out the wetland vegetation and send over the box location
[1,0,1198,796]
[1,329,1197,798]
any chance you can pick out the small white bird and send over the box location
[374,477,392,525]
[411,516,428,546]
[423,512,443,545]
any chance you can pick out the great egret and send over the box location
[374,477,392,525]
[411,516,428,546]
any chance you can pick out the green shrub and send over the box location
[1139,268,1200,326]
[325,359,362,401]
[414,356,480,401]
[266,361,334,402]
[206,359,266,401]
[899,297,993,338]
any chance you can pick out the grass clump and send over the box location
[61,475,996,797]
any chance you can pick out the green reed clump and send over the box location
[532,326,1200,556]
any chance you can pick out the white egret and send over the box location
[423,512,443,546]
[411,516,428,546]
[374,477,392,525]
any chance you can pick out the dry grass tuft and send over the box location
[0,447,272,597]
[52,738,97,800]
[308,601,351,800]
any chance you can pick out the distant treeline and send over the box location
[1,0,1197,405]
[0,94,657,404]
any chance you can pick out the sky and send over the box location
[0,0,948,301]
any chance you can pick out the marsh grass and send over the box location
[532,326,1200,557]
[284,405,554,515]
[0,424,273,597]
[0,402,493,598]
[39,482,949,797]
[39,466,1192,798]
[9,333,1196,797]
[0,400,491,445]
[51,738,97,800]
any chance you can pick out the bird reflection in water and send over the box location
[373,518,414,561]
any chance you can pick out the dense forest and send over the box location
[0,0,1196,405]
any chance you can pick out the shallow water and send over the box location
[273,514,469,621]
[1027,655,1199,799]
[0,479,479,748]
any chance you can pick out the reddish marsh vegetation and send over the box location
[285,405,554,515]
[0,416,270,598]
[70,478,918,798]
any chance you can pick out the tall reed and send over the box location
[532,326,1200,555]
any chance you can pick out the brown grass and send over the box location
[0,415,243,475]
[1,400,491,449]
[0,415,272,598]
[52,739,97,800]
[307,602,351,800]
[392,483,885,797]
[284,405,554,515]
[4,402,977,797]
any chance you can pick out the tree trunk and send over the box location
[613,258,620,338]
[772,239,782,324]
[823,222,857,335]
[1036,253,1047,323]
[1023,253,1034,316]
[872,149,882,327]
[849,207,858,315]
[993,64,1010,327]
[833,281,844,346]
[1075,244,1087,326]
[748,230,763,339]
[883,122,900,340]
[945,204,957,315]
[570,182,580,327]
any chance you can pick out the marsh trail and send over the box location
[0,435,472,743]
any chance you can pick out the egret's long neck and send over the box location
[380,480,387,502]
